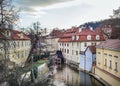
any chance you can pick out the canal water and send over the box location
[38,64,104,86]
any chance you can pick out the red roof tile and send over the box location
[88,46,96,54]
[58,27,105,42]
[50,29,64,38]
[12,30,30,40]
[76,28,96,35]
[58,37,71,42]
[0,29,30,40]
[96,39,120,51]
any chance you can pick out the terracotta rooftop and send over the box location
[96,39,120,51]
[0,29,30,40]
[76,28,97,35]
[58,27,105,42]
[87,46,96,54]
[12,30,30,40]
[50,29,64,38]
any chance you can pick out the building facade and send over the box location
[0,29,31,66]
[58,27,104,69]
[95,39,120,86]
[45,29,64,54]
[79,46,96,72]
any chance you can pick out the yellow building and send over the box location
[0,29,31,66]
[95,39,120,86]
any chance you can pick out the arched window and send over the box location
[87,35,91,40]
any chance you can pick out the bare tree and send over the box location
[0,0,19,28]
[0,0,20,86]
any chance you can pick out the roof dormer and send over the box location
[87,35,91,40]
[20,33,23,38]
[76,35,79,40]
[96,35,100,40]
[17,33,24,39]
[79,27,82,32]
[72,36,75,40]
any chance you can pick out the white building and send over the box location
[58,27,104,69]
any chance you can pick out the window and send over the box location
[105,59,107,66]
[67,49,69,54]
[87,35,91,40]
[72,50,74,55]
[25,50,27,56]
[25,41,27,46]
[104,53,107,55]
[92,42,96,46]
[18,52,20,58]
[22,51,24,58]
[67,43,69,46]
[20,33,23,38]
[114,56,118,58]
[72,36,75,40]
[94,43,96,46]
[91,43,94,45]
[65,49,66,53]
[13,41,16,48]
[62,49,64,52]
[109,54,112,57]
[77,42,79,46]
[84,43,87,47]
[18,42,20,47]
[96,35,100,40]
[114,62,118,71]
[109,60,112,69]
[76,36,79,40]
[98,52,101,54]
[76,51,78,55]
[72,43,74,46]
[22,41,23,46]
[104,53,107,57]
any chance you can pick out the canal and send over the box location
[38,64,105,86]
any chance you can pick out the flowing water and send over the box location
[38,64,104,86]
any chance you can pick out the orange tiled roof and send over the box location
[50,29,64,38]
[87,46,96,54]
[0,29,30,40]
[58,27,105,42]
[12,30,30,40]
[58,37,71,42]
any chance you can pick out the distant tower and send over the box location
[112,7,120,18]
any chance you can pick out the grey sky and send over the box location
[14,0,120,29]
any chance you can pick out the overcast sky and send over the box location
[14,0,120,29]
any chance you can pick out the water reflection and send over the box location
[40,65,104,86]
